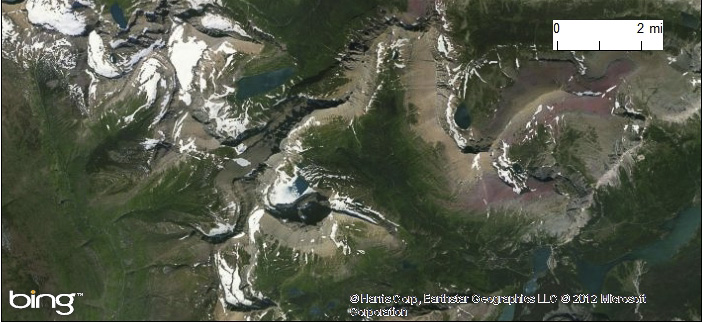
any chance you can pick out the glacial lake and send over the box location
[110,3,128,29]
[578,206,701,294]
[236,67,294,100]
[499,206,700,321]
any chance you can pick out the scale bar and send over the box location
[553,20,663,51]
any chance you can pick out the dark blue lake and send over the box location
[498,246,552,321]
[236,67,294,100]
[454,102,471,129]
[110,3,128,29]
[577,206,701,294]
[498,205,700,321]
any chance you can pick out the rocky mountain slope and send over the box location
[2,0,700,320]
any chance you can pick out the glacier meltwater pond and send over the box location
[110,3,128,29]
[453,101,471,129]
[236,67,294,100]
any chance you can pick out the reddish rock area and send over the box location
[485,57,635,138]
[463,174,558,211]
[464,56,637,210]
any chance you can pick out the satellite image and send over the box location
[1,0,700,320]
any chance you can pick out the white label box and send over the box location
[552,20,663,51]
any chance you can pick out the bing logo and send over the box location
[9,290,83,316]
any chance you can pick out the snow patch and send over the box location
[265,166,315,206]
[235,143,247,155]
[187,0,220,9]
[434,0,451,31]
[178,137,198,155]
[168,25,207,105]
[329,218,351,255]
[234,158,250,167]
[491,141,528,194]
[198,222,236,237]
[134,58,163,105]
[631,124,641,135]
[573,90,603,97]
[122,58,169,124]
[215,251,253,307]
[376,42,386,73]
[437,34,454,58]
[216,41,237,55]
[571,51,587,75]
[87,31,121,78]
[328,192,399,227]
[2,15,18,45]
[68,83,87,113]
[328,193,379,224]
[251,24,275,39]
[201,13,250,38]
[141,138,162,150]
[109,39,128,48]
[121,39,165,69]
[471,154,481,170]
[248,208,264,244]
[26,0,86,36]
[202,92,253,140]
[365,83,383,112]
[173,112,188,140]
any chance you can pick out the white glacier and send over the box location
[87,31,121,78]
[168,25,207,105]
[201,13,250,38]
[26,0,86,36]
